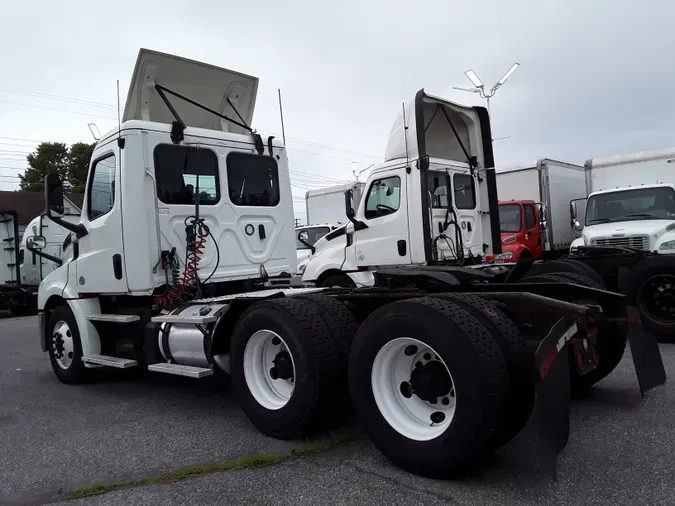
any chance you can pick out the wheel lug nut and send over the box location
[423,353,431,361]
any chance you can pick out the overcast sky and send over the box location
[1,0,673,222]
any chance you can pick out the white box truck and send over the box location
[305,182,365,226]
[495,159,586,262]
[568,147,675,337]
[0,211,79,315]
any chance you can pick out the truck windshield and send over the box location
[296,227,331,249]
[586,187,675,225]
[499,204,522,233]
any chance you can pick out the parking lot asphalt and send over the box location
[1,313,674,505]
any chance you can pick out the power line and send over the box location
[0,87,382,160]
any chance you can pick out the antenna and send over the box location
[116,80,124,148]
[278,89,287,145]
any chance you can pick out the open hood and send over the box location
[123,49,259,135]
[384,89,492,170]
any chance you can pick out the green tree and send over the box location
[67,142,95,192]
[19,142,69,192]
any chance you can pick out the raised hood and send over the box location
[123,48,259,135]
[383,88,492,169]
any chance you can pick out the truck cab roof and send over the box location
[589,183,675,197]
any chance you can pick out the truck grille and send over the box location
[591,235,649,250]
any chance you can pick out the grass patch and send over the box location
[63,431,357,500]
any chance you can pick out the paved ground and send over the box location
[1,314,674,505]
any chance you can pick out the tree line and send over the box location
[19,141,96,193]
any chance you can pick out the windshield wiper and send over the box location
[587,218,613,224]
[624,213,658,220]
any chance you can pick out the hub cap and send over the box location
[243,330,295,410]
[371,337,456,441]
[639,274,675,323]
[52,321,74,369]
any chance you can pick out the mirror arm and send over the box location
[26,244,62,266]
[46,209,88,239]
[298,237,315,255]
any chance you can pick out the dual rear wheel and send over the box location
[231,293,534,479]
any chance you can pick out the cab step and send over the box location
[151,314,217,325]
[83,355,138,368]
[147,362,214,378]
[86,314,140,323]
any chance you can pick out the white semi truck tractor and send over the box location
[28,49,665,480]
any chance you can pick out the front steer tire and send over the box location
[229,297,343,440]
[47,305,91,385]
[348,296,508,479]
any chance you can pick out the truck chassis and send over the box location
[38,264,666,479]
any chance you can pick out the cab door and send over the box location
[523,203,543,258]
[75,144,128,293]
[353,167,411,267]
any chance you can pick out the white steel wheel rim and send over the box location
[52,321,75,370]
[243,330,296,410]
[371,337,456,441]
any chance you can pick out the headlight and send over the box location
[659,240,675,251]
[500,251,514,259]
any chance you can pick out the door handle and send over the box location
[258,224,266,240]
[112,254,123,280]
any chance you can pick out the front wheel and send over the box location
[624,257,675,340]
[47,305,91,384]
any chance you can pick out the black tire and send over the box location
[519,273,627,397]
[522,259,604,286]
[319,273,355,288]
[348,296,509,479]
[435,293,534,450]
[229,297,342,439]
[293,293,358,362]
[556,259,605,287]
[47,305,91,384]
[623,256,675,339]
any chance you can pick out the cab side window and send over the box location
[87,154,116,220]
[453,173,476,210]
[524,204,537,230]
[365,176,401,219]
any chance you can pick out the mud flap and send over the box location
[532,317,578,480]
[626,306,667,396]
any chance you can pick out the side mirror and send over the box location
[297,230,315,254]
[541,220,548,231]
[570,198,586,232]
[44,172,64,218]
[27,235,46,250]
[344,189,355,221]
